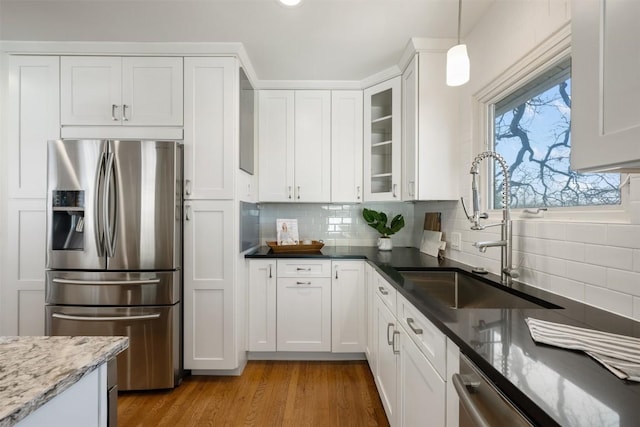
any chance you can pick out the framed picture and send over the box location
[277,219,299,245]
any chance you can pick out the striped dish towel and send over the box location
[525,317,640,382]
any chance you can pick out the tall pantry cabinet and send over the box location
[183,57,247,371]
[2,55,60,335]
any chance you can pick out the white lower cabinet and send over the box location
[399,329,445,427]
[247,260,277,351]
[183,200,236,370]
[368,270,457,427]
[374,293,400,426]
[277,276,331,352]
[276,259,332,352]
[331,260,365,352]
[364,262,375,366]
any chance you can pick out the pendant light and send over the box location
[278,0,302,6]
[446,0,470,86]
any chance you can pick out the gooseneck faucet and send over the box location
[461,151,518,286]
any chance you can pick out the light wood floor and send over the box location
[118,360,390,427]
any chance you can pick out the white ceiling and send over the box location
[0,0,495,81]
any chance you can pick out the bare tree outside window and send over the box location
[492,61,620,209]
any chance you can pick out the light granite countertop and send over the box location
[0,336,128,427]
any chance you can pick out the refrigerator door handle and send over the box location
[52,313,161,322]
[103,152,117,258]
[95,150,107,257]
[52,278,161,286]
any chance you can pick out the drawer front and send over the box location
[374,271,397,314]
[277,259,331,278]
[398,293,447,379]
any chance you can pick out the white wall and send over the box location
[419,0,640,321]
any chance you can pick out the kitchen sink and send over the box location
[399,271,560,309]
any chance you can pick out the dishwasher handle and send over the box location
[453,373,491,427]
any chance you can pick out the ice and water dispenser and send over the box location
[51,190,85,250]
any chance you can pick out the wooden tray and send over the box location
[266,241,325,253]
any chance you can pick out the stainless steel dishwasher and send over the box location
[453,354,533,427]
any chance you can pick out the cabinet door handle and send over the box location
[296,281,312,285]
[297,186,301,200]
[111,104,119,121]
[393,331,400,354]
[268,264,272,279]
[185,205,192,221]
[409,181,415,197]
[406,318,423,335]
[335,266,338,279]
[387,322,394,345]
[288,186,292,199]
[357,185,361,200]
[122,104,129,121]
[185,180,192,196]
[378,286,389,295]
[392,183,398,198]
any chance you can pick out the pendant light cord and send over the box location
[457,0,462,44]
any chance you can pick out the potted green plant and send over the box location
[362,208,405,251]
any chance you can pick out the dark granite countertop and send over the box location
[247,246,640,427]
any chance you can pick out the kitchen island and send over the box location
[248,246,640,426]
[0,336,128,427]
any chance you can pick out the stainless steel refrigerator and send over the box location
[45,139,183,391]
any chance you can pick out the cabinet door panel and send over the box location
[277,277,331,351]
[122,57,183,126]
[248,260,277,351]
[331,91,363,202]
[258,91,295,202]
[332,261,365,353]
[184,57,235,199]
[572,0,640,171]
[61,56,121,125]
[8,55,60,198]
[399,330,446,427]
[183,201,235,369]
[294,90,331,202]
[375,296,398,426]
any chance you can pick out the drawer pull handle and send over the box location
[407,318,423,335]
[387,322,395,345]
[392,331,400,354]
[296,267,312,271]
[296,281,312,285]
[378,286,389,295]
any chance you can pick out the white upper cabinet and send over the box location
[331,91,364,203]
[572,0,640,171]
[183,57,236,200]
[61,56,183,126]
[402,52,458,201]
[364,77,402,201]
[258,90,331,202]
[8,55,60,199]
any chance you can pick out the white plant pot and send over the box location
[377,237,392,251]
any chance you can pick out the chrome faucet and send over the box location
[461,151,518,286]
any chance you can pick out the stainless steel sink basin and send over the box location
[399,271,559,309]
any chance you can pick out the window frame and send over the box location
[472,24,630,224]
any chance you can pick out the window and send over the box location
[489,57,621,210]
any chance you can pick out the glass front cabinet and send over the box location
[363,77,401,201]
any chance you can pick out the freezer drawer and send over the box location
[46,270,180,305]
[46,304,181,391]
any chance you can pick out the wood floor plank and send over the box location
[118,360,389,427]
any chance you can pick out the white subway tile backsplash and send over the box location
[546,240,585,262]
[606,269,640,297]
[585,285,633,318]
[537,222,566,240]
[550,276,585,301]
[584,244,633,270]
[634,297,640,322]
[566,223,607,245]
[606,224,640,249]
[534,255,566,277]
[566,260,607,286]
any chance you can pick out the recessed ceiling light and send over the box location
[278,0,302,7]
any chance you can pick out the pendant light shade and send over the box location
[446,44,470,86]
[446,0,470,86]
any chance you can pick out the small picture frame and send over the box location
[277,219,299,245]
